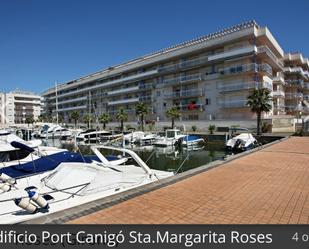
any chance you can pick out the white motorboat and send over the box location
[182,135,205,146]
[124,131,145,144]
[136,133,157,145]
[0,130,42,165]
[124,131,157,145]
[0,146,173,224]
[76,130,122,144]
[225,133,258,151]
[40,125,72,139]
[154,129,186,147]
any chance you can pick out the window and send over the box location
[163,103,166,107]
[205,98,211,105]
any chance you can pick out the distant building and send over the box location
[41,21,309,126]
[0,90,42,125]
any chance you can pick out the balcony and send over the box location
[53,96,88,106]
[107,97,139,106]
[219,100,248,109]
[273,90,285,98]
[285,79,305,88]
[273,104,285,110]
[176,103,205,112]
[165,89,204,99]
[139,96,152,102]
[160,73,202,86]
[14,100,41,104]
[218,81,272,93]
[158,46,257,74]
[58,105,87,112]
[285,92,303,99]
[208,46,255,61]
[107,86,139,96]
[216,63,272,77]
[49,69,158,99]
[273,75,285,85]
[108,108,135,115]
[257,46,284,68]
[284,67,309,79]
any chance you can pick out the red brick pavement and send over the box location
[69,137,309,224]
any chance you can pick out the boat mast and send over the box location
[88,91,91,129]
[55,82,59,125]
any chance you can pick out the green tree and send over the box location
[99,113,111,130]
[70,111,80,128]
[135,103,148,131]
[58,114,64,124]
[208,125,216,134]
[247,88,272,135]
[165,106,181,129]
[83,114,93,129]
[116,108,128,131]
[25,116,34,127]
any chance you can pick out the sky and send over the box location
[0,0,308,94]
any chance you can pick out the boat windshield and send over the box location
[166,131,176,138]
[0,150,30,162]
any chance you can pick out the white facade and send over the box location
[41,21,308,125]
[0,90,42,125]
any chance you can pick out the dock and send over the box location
[66,137,309,224]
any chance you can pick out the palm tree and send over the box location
[165,106,181,129]
[116,108,128,131]
[247,88,272,135]
[83,114,93,129]
[135,103,148,131]
[99,113,111,130]
[70,111,80,128]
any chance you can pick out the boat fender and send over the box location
[28,191,49,209]
[0,183,11,193]
[14,197,37,214]
[0,173,16,185]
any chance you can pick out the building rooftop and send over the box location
[42,20,260,95]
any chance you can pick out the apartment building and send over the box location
[42,21,308,125]
[0,90,42,125]
[282,53,309,116]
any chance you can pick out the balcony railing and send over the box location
[48,69,158,99]
[285,92,303,99]
[257,46,284,68]
[273,104,285,110]
[107,97,139,106]
[160,73,202,86]
[165,89,204,98]
[157,46,257,73]
[107,86,139,96]
[174,103,204,112]
[58,105,87,112]
[284,67,309,79]
[273,90,285,98]
[139,96,152,102]
[219,100,248,109]
[53,96,88,106]
[285,79,305,88]
[273,75,285,85]
[217,63,272,76]
[108,109,135,115]
[218,81,272,93]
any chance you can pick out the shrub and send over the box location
[261,122,272,133]
[191,125,197,132]
[208,125,216,134]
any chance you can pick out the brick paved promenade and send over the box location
[69,137,309,224]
